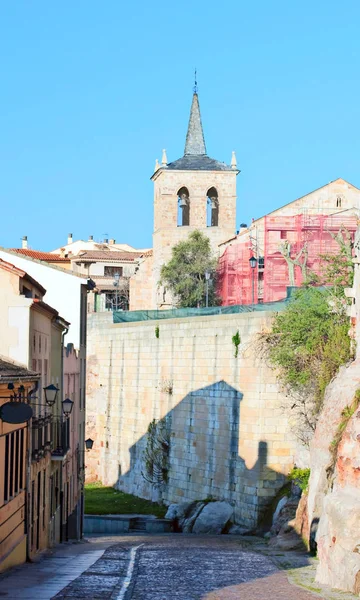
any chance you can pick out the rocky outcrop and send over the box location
[165,501,234,534]
[305,352,360,593]
[314,401,360,593]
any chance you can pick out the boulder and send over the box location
[192,501,233,534]
[165,501,193,522]
[182,502,205,533]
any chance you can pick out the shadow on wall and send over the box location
[115,380,289,529]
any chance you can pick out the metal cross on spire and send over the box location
[194,68,198,94]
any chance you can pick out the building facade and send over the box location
[0,257,86,570]
[0,360,39,573]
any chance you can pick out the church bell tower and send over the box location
[150,88,239,307]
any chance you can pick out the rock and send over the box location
[316,490,360,593]
[307,361,360,550]
[192,501,233,535]
[165,501,193,522]
[270,497,298,536]
[228,524,249,535]
[294,492,309,547]
[269,493,310,551]
[182,502,205,533]
[165,504,178,520]
[272,496,288,526]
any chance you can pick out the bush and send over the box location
[289,467,311,492]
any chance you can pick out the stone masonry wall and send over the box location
[86,311,299,529]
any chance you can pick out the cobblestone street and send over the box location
[4,533,358,600]
[0,534,325,600]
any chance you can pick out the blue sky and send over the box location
[1,1,360,250]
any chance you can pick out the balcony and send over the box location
[51,419,70,461]
[31,414,52,462]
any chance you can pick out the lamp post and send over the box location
[205,270,211,308]
[249,256,257,310]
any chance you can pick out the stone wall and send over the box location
[86,311,299,528]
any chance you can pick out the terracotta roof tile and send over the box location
[11,249,70,262]
[73,250,142,261]
[0,357,39,381]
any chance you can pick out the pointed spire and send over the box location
[154,158,160,172]
[161,149,167,166]
[184,92,206,156]
[231,151,237,169]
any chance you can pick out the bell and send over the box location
[179,196,187,208]
[210,197,217,210]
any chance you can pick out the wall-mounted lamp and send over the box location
[44,384,59,407]
[85,438,94,451]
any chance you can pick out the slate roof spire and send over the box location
[184,91,207,156]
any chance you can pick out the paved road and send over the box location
[52,535,318,600]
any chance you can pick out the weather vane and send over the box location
[194,68,198,94]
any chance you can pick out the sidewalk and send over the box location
[0,538,115,600]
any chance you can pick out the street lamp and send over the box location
[62,398,74,418]
[44,384,59,407]
[249,256,257,310]
[205,270,211,308]
[85,438,94,451]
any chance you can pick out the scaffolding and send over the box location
[219,213,358,306]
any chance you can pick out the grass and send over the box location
[84,482,167,517]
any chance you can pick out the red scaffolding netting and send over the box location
[218,213,358,306]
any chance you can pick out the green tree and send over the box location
[260,231,355,445]
[160,230,219,308]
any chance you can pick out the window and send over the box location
[206,187,218,227]
[9,432,14,498]
[4,435,9,502]
[104,266,123,277]
[177,187,190,226]
[22,286,32,298]
[336,196,342,208]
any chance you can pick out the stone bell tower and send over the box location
[151,89,238,307]
[130,89,239,310]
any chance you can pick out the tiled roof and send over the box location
[0,357,39,382]
[0,258,47,296]
[165,92,232,172]
[11,249,70,262]
[73,251,142,262]
[184,92,206,156]
[167,155,232,171]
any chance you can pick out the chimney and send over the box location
[88,235,93,242]
[104,238,109,244]
[59,247,65,258]
[109,239,116,245]
[67,233,73,245]
[22,236,28,249]
[239,223,248,231]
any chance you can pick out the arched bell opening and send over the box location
[207,187,219,227]
[177,187,190,226]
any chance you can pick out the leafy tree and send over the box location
[160,230,219,308]
[260,236,354,445]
